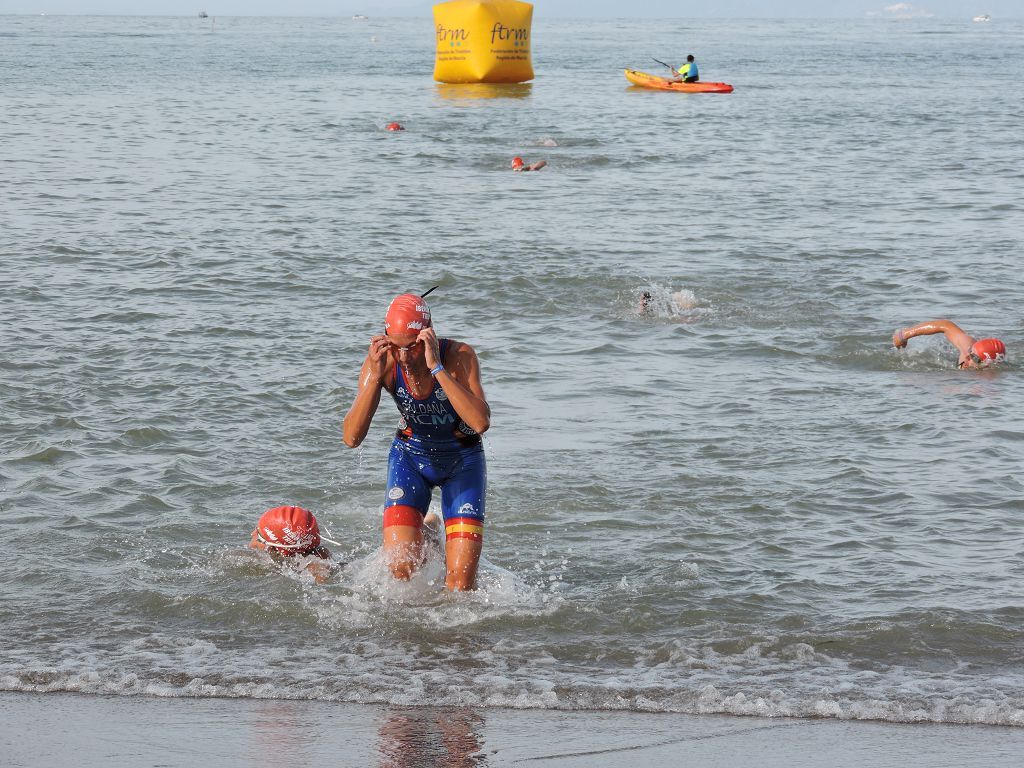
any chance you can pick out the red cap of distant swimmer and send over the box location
[385,293,432,335]
[971,338,1006,363]
[255,506,321,555]
[386,122,404,132]
[511,156,524,170]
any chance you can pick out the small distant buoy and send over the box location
[386,122,404,132]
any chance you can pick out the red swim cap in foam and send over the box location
[971,338,1006,363]
[385,122,404,132]
[255,506,321,555]
[511,156,524,170]
[384,293,432,335]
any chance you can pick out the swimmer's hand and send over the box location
[305,559,332,585]
[417,327,442,370]
[892,328,907,349]
[367,335,391,383]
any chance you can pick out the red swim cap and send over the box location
[385,122,404,132]
[384,293,431,335]
[511,156,524,170]
[971,338,1006,363]
[255,506,321,555]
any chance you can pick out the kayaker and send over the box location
[674,54,699,83]
[892,319,1007,369]
[342,292,491,591]
[512,156,546,172]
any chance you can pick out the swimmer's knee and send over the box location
[383,542,421,580]
[389,561,415,581]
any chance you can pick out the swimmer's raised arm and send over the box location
[894,320,1007,370]
[342,335,390,448]
[893,319,975,356]
[418,327,491,435]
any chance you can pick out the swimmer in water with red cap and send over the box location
[892,319,1007,369]
[342,290,491,591]
[512,156,546,172]
[249,505,338,584]
[385,122,404,132]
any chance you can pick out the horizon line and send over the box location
[4,12,1021,19]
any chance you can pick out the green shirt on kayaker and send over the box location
[675,54,699,83]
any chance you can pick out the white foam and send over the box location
[4,658,1024,726]
[632,283,708,321]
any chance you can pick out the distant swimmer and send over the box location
[674,54,699,83]
[512,156,546,172]
[250,505,337,584]
[342,291,491,591]
[892,319,1007,369]
[386,122,405,132]
[638,289,699,317]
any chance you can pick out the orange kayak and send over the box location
[624,69,734,93]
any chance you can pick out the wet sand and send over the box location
[3,692,1023,767]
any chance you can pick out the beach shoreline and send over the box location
[3,691,1024,767]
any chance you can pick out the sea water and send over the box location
[1,14,1023,726]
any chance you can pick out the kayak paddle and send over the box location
[652,57,676,74]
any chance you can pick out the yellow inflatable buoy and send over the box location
[433,0,534,84]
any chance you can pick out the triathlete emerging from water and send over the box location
[343,293,491,591]
[892,319,1007,369]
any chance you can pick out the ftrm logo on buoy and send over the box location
[490,22,528,44]
[436,24,470,44]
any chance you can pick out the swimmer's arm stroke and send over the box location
[893,319,975,356]
[342,336,390,448]
[420,328,491,434]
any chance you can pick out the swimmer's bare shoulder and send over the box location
[443,339,478,377]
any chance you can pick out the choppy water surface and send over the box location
[2,15,1023,726]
